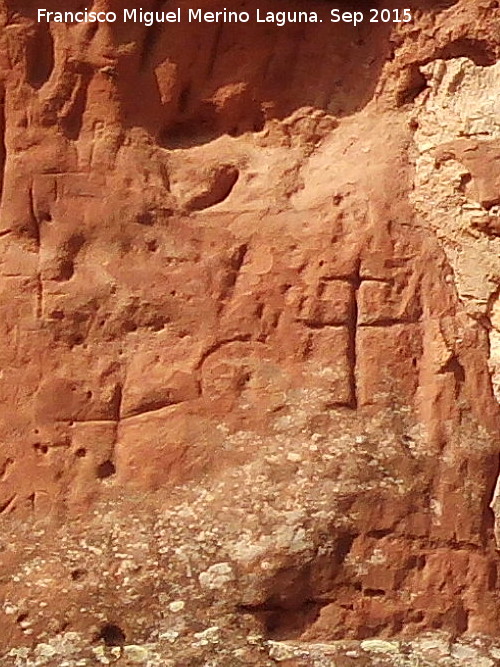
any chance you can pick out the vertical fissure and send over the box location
[0,85,5,209]
[347,261,361,409]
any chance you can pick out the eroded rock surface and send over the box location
[0,0,499,664]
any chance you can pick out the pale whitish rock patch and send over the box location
[267,641,301,661]
[159,629,179,643]
[168,600,185,613]
[193,626,220,646]
[232,536,271,563]
[411,633,451,660]
[490,298,500,401]
[33,644,57,658]
[360,639,399,654]
[123,645,149,663]
[411,57,500,311]
[451,642,494,666]
[412,56,500,543]
[198,561,235,589]
[275,524,312,553]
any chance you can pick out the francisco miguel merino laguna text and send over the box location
[37,7,413,27]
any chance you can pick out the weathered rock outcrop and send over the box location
[0,0,499,664]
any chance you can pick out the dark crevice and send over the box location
[334,532,356,565]
[440,356,465,382]
[54,233,85,281]
[440,356,466,401]
[139,1,167,70]
[458,172,472,194]
[217,243,248,304]
[407,554,426,570]
[124,394,180,419]
[0,86,5,207]
[96,460,116,479]
[110,384,123,421]
[60,67,92,141]
[98,623,126,647]
[346,263,361,409]
[364,588,385,597]
[26,23,54,89]
[238,600,323,640]
[0,495,16,515]
[206,24,224,78]
[436,37,497,67]
[366,528,392,539]
[396,64,428,106]
[86,21,99,41]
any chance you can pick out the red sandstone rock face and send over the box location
[0,0,500,664]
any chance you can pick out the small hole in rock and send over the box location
[71,334,85,346]
[137,211,153,226]
[70,568,87,581]
[458,172,472,193]
[96,460,116,479]
[364,588,385,598]
[33,443,49,455]
[98,623,126,647]
[75,448,87,458]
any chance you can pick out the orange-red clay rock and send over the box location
[0,0,499,664]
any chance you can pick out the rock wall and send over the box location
[0,0,499,664]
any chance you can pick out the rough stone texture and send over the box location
[0,0,499,664]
